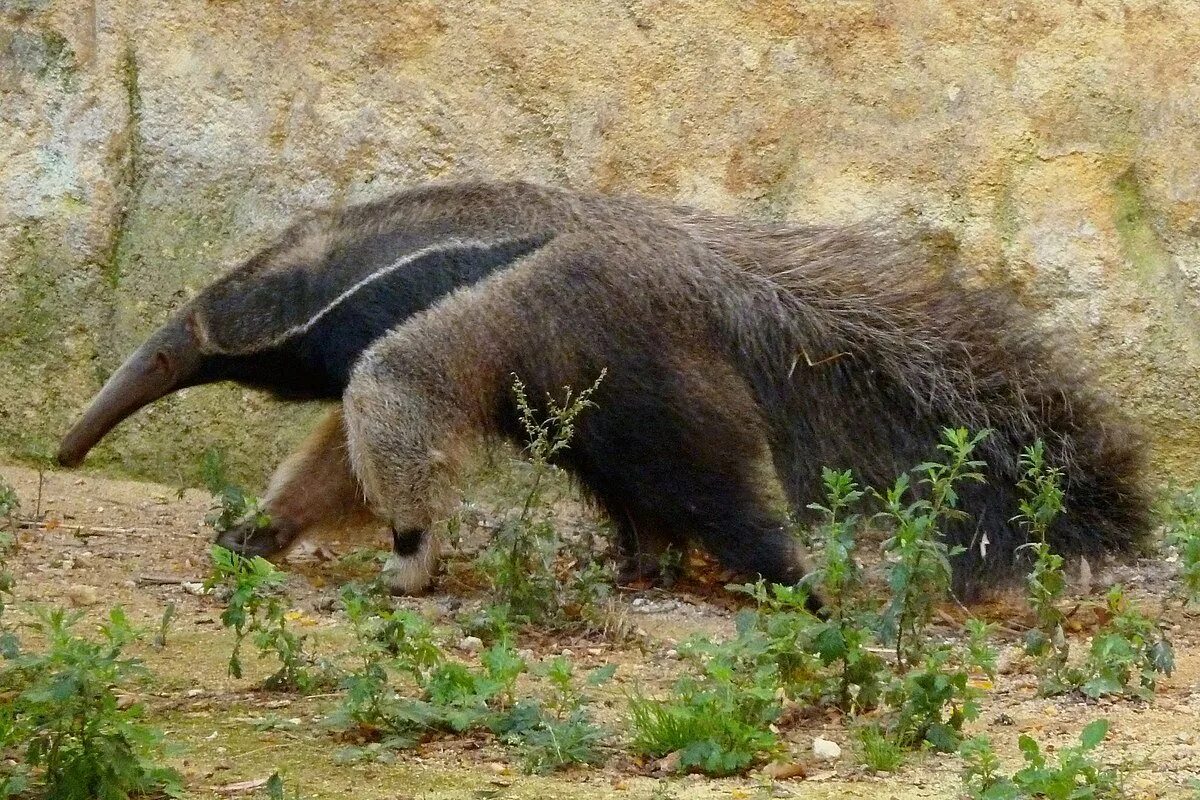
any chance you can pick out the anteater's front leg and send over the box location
[216,407,379,557]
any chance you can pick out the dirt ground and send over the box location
[2,462,1199,800]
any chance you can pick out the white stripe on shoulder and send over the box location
[244,236,518,353]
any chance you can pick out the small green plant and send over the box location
[0,479,18,643]
[1162,484,1200,606]
[877,427,990,667]
[265,772,303,800]
[205,545,331,691]
[1014,443,1173,699]
[0,478,19,529]
[656,546,684,589]
[627,631,783,776]
[1014,442,1072,693]
[493,657,613,773]
[960,720,1122,800]
[733,579,885,714]
[477,371,617,632]
[856,723,905,772]
[200,448,270,534]
[0,527,17,657]
[330,585,600,766]
[0,607,182,799]
[16,442,53,521]
[152,602,176,650]
[884,643,983,752]
[1077,584,1173,700]
[802,468,888,712]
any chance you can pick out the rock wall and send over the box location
[3,0,1199,487]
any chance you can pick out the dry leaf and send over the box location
[212,777,270,795]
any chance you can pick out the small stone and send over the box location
[812,737,841,761]
[66,584,99,606]
[664,649,679,659]
[181,582,209,596]
[654,750,682,774]
[996,646,1024,675]
[560,648,573,657]
[458,636,484,654]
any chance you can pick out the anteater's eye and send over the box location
[154,350,172,374]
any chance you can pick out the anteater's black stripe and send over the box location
[204,233,553,399]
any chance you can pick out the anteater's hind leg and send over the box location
[217,408,378,557]
[568,360,815,598]
[599,500,678,585]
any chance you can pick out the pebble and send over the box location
[812,737,841,761]
[181,582,209,596]
[458,636,484,654]
[996,645,1024,675]
[66,584,99,606]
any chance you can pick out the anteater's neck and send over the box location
[195,234,552,399]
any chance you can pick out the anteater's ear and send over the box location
[183,309,212,350]
[57,313,206,467]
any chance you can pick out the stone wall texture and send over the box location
[2,0,1199,487]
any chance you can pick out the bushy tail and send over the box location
[687,217,1150,595]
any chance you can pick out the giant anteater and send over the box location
[58,181,1149,597]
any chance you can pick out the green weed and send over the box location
[960,720,1122,800]
[200,449,270,534]
[0,479,18,530]
[1014,442,1071,693]
[1077,585,1173,701]
[0,607,182,799]
[1162,484,1200,606]
[1014,443,1173,700]
[877,427,990,667]
[801,468,888,711]
[493,658,613,773]
[856,723,905,772]
[627,630,783,775]
[205,545,333,691]
[477,372,618,632]
[330,583,609,771]
[884,644,983,752]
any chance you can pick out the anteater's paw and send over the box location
[380,552,435,596]
[214,519,296,559]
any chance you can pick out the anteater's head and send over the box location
[57,202,552,467]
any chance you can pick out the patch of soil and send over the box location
[2,463,1199,799]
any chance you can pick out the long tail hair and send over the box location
[682,215,1148,594]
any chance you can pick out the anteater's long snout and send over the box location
[58,318,203,467]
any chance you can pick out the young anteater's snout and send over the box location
[57,180,1151,600]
